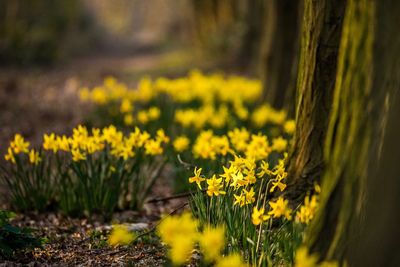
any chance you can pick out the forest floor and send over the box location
[0,46,215,266]
[1,180,187,266]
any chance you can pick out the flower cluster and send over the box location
[2,125,169,216]
[192,130,230,160]
[78,70,295,136]
[80,71,261,106]
[295,185,321,224]
[157,212,247,266]
[186,122,322,265]
[4,134,40,165]
[41,125,168,161]
[4,70,310,266]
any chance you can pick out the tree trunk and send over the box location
[285,0,346,201]
[235,0,265,71]
[260,0,301,110]
[351,93,400,266]
[306,0,400,262]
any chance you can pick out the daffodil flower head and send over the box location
[29,149,41,165]
[108,225,135,247]
[199,225,225,262]
[252,206,270,225]
[206,175,226,197]
[268,197,292,220]
[188,167,205,189]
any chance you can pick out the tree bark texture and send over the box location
[260,0,300,110]
[307,0,400,266]
[306,0,400,262]
[285,0,346,202]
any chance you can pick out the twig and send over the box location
[177,154,194,170]
[146,189,206,203]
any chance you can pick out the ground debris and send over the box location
[0,212,166,266]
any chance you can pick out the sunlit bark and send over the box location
[285,0,345,202]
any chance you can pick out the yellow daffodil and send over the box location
[144,139,163,155]
[56,135,70,151]
[296,195,319,224]
[294,246,338,267]
[10,134,30,154]
[188,167,205,189]
[294,247,318,267]
[124,114,134,126]
[230,171,246,189]
[120,98,133,113]
[206,175,226,197]
[169,235,195,265]
[271,136,288,152]
[43,133,58,153]
[173,136,190,152]
[284,120,296,135]
[199,225,225,262]
[108,225,135,246]
[268,197,292,220]
[270,180,287,192]
[156,129,169,144]
[148,106,160,120]
[228,128,250,152]
[243,187,255,204]
[4,147,15,164]
[252,206,270,225]
[71,149,86,162]
[233,193,246,207]
[245,134,271,161]
[220,165,237,184]
[137,110,149,124]
[28,149,41,165]
[216,253,247,267]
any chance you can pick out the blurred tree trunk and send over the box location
[350,2,400,265]
[351,94,400,266]
[260,0,301,111]
[235,0,265,70]
[285,0,346,202]
[306,0,400,263]
[0,0,87,64]
[191,0,245,56]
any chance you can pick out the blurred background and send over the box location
[0,0,300,151]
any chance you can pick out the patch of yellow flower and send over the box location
[78,71,297,134]
[206,175,226,197]
[4,134,35,164]
[157,212,198,265]
[296,193,319,224]
[108,225,135,247]
[192,130,230,160]
[157,212,247,266]
[40,125,168,161]
[251,104,287,128]
[216,253,248,267]
[294,246,338,267]
[173,135,190,152]
[252,206,270,225]
[188,167,205,189]
[268,197,292,220]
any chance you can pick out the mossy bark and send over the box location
[260,0,300,110]
[285,0,346,201]
[306,0,400,262]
